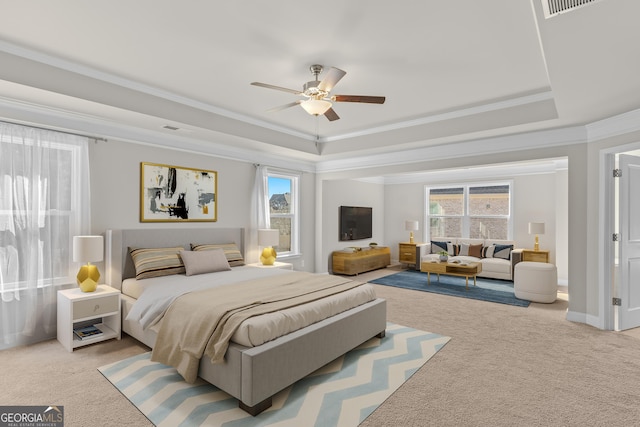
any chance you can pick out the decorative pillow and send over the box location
[430,241,449,254]
[458,243,470,256]
[468,244,483,258]
[493,244,513,260]
[190,242,245,266]
[129,246,185,280]
[179,249,231,276]
[482,245,495,258]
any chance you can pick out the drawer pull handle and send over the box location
[94,304,100,312]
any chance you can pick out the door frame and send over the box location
[601,143,640,330]
[601,151,615,330]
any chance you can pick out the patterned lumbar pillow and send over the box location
[190,242,245,266]
[129,246,185,279]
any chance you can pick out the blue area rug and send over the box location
[370,269,530,307]
[98,323,449,427]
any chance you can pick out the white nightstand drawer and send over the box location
[73,294,119,320]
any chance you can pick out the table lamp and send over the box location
[405,220,419,244]
[73,235,104,292]
[528,222,545,251]
[258,229,279,265]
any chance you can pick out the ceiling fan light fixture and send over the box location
[301,99,332,116]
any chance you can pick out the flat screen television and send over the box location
[339,206,373,241]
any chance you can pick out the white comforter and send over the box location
[125,266,291,330]
[124,266,377,347]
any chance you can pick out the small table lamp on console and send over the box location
[73,235,104,292]
[528,222,545,251]
[258,229,279,265]
[405,220,419,244]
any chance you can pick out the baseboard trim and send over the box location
[566,310,606,330]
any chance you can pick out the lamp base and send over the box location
[260,247,277,266]
[534,235,540,252]
[409,232,414,244]
[77,264,100,292]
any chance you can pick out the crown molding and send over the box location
[315,125,586,174]
[0,95,318,172]
[0,40,315,142]
[586,107,640,142]
[318,91,555,143]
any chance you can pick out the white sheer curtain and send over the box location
[0,122,90,349]
[248,165,270,263]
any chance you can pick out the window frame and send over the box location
[424,181,513,241]
[266,170,300,257]
[0,134,83,292]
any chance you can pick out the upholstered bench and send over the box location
[514,262,558,303]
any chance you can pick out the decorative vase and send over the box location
[439,255,448,262]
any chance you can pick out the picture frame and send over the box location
[140,162,217,222]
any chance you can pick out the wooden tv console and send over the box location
[332,246,390,275]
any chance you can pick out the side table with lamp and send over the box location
[399,220,424,269]
[523,222,549,263]
[57,235,121,351]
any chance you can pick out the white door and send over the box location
[617,154,640,330]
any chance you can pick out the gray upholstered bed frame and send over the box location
[105,228,387,415]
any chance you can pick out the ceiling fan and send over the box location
[251,64,385,121]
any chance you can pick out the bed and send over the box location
[105,228,387,415]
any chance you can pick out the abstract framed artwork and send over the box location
[140,162,217,222]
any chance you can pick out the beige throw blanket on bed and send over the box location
[150,271,365,383]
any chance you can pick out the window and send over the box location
[0,124,89,292]
[426,183,511,240]
[267,172,300,256]
[1,122,89,349]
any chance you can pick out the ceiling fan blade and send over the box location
[324,108,340,121]
[317,67,346,92]
[266,100,301,112]
[332,95,386,104]
[251,82,302,95]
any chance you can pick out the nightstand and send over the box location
[522,249,550,263]
[57,285,121,352]
[399,242,424,269]
[247,262,294,270]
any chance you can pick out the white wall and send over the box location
[89,138,316,271]
[384,183,424,260]
[317,169,567,283]
[512,173,558,263]
[555,169,569,283]
[380,172,566,282]
[320,179,385,273]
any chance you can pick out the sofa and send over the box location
[418,237,522,281]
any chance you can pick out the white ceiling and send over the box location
[0,0,638,166]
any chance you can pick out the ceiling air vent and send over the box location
[542,0,601,18]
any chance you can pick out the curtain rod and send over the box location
[253,163,303,174]
[0,119,108,142]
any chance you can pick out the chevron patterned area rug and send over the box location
[98,323,449,427]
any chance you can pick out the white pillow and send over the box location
[179,249,231,276]
[458,243,470,256]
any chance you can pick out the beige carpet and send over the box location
[2,266,640,426]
